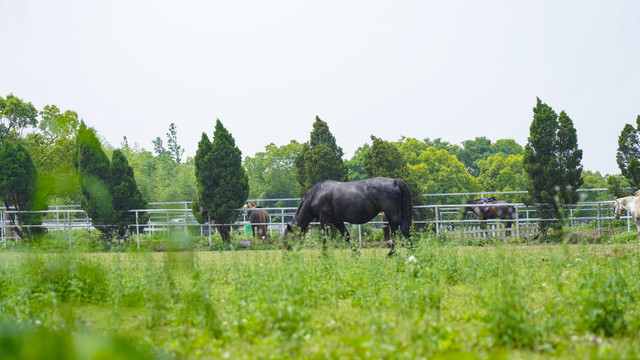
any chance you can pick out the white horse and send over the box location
[613,190,640,239]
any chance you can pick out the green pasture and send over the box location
[1,236,640,359]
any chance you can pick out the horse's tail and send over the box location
[394,179,413,235]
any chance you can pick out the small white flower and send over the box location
[407,255,417,263]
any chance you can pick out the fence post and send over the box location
[136,210,140,249]
[515,204,520,241]
[435,205,440,235]
[1,210,5,248]
[208,215,212,246]
[597,203,601,238]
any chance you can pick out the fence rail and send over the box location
[1,198,629,249]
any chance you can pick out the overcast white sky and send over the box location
[1,1,639,175]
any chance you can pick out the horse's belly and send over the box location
[334,208,378,224]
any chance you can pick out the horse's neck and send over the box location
[623,196,640,216]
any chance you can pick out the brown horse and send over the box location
[462,197,517,236]
[244,201,269,242]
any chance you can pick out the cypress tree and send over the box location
[523,98,583,230]
[192,119,248,242]
[295,116,348,195]
[73,122,114,236]
[110,149,147,238]
[0,141,43,238]
[616,115,640,188]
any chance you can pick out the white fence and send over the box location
[1,199,627,249]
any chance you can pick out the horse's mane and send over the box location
[635,190,640,197]
[293,180,328,218]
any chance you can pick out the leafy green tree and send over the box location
[579,171,610,202]
[523,98,583,229]
[110,149,147,238]
[398,138,432,167]
[458,137,492,176]
[346,144,370,182]
[152,137,168,157]
[491,139,523,156]
[616,115,640,187]
[0,93,38,143]
[39,105,80,140]
[192,119,249,242]
[295,116,348,195]
[0,141,45,238]
[73,122,114,235]
[423,137,460,153]
[407,147,477,203]
[606,174,632,198]
[244,141,302,202]
[475,153,526,203]
[24,105,81,204]
[364,136,423,206]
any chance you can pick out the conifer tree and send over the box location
[616,115,640,188]
[295,116,348,195]
[73,122,114,235]
[0,141,44,238]
[192,119,248,242]
[166,123,184,164]
[523,98,583,230]
[110,149,147,238]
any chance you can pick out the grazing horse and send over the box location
[244,201,269,242]
[284,177,412,255]
[463,197,517,236]
[613,191,640,240]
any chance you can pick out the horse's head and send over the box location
[614,197,624,220]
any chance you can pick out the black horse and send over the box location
[462,197,517,236]
[284,177,413,255]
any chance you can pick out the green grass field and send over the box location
[1,235,640,359]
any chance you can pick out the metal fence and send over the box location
[1,198,628,249]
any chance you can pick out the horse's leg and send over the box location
[386,216,406,256]
[332,221,350,243]
[635,218,640,242]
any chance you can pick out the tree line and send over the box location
[1,93,638,241]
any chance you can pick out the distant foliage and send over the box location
[244,141,302,201]
[475,153,527,195]
[398,138,477,201]
[0,93,38,142]
[364,136,422,205]
[345,144,370,181]
[295,116,348,195]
